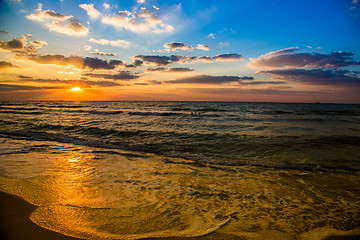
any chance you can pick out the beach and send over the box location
[0,191,83,240]
[1,101,360,239]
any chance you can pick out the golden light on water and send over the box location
[70,87,82,92]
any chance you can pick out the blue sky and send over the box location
[0,0,359,102]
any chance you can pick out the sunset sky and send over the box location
[0,0,359,102]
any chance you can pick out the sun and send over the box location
[71,87,82,92]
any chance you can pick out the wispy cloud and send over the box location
[102,7,174,34]
[0,60,19,70]
[134,53,243,66]
[27,6,88,36]
[145,67,194,72]
[0,84,57,92]
[212,53,243,61]
[89,38,130,48]
[196,44,210,51]
[166,75,252,84]
[249,49,360,68]
[26,54,123,70]
[84,71,140,80]
[257,69,360,88]
[90,49,116,56]
[79,3,100,19]
[17,78,124,88]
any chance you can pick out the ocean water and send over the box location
[0,101,360,239]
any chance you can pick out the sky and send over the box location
[0,0,360,102]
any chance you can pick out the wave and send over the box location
[1,129,359,173]
[0,106,40,111]
[0,110,43,115]
[127,111,181,116]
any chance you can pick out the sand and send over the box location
[1,189,360,240]
[0,191,83,240]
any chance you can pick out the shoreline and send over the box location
[1,190,360,240]
[0,191,84,240]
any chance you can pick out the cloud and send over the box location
[134,53,243,66]
[79,3,100,19]
[164,42,193,51]
[17,78,124,88]
[27,9,70,22]
[137,0,146,3]
[89,38,130,48]
[196,44,210,51]
[90,49,116,56]
[103,3,110,9]
[101,8,174,34]
[257,68,360,88]
[0,60,19,70]
[84,45,92,51]
[123,59,143,68]
[27,8,88,36]
[0,84,57,92]
[195,56,213,62]
[249,49,360,68]
[207,33,215,39]
[145,67,194,72]
[0,36,26,51]
[0,35,46,55]
[166,75,251,84]
[26,54,124,70]
[261,47,299,58]
[84,71,140,80]
[134,55,182,66]
[0,30,9,34]
[30,40,48,47]
[212,53,243,61]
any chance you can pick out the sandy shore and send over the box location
[1,190,360,240]
[0,191,84,240]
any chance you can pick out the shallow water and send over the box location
[0,101,360,239]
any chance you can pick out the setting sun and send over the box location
[71,87,82,92]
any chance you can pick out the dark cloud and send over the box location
[26,54,123,70]
[0,30,8,34]
[134,55,183,66]
[164,42,193,51]
[0,83,57,92]
[148,80,162,85]
[195,56,213,62]
[18,78,123,88]
[146,67,194,72]
[257,68,360,88]
[0,60,19,70]
[212,53,243,61]
[0,37,25,50]
[109,60,124,66]
[234,80,286,86]
[166,75,244,84]
[0,35,46,55]
[249,51,360,68]
[134,53,243,66]
[124,59,143,68]
[18,75,33,79]
[84,71,140,80]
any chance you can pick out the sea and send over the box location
[0,101,360,239]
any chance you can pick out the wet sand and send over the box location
[1,190,360,240]
[0,191,83,240]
